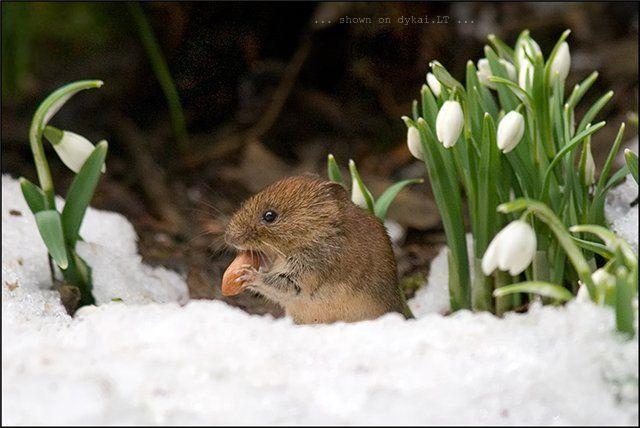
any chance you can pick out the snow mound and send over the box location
[2,174,638,425]
[1,175,188,304]
[605,175,639,252]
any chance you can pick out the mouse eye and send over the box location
[262,210,278,223]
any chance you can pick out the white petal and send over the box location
[499,59,517,81]
[495,221,537,275]
[407,127,423,160]
[497,111,525,153]
[476,58,496,90]
[551,42,571,82]
[481,235,501,275]
[426,73,441,97]
[436,101,464,148]
[52,131,97,173]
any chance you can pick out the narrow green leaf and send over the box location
[487,33,514,62]
[493,281,574,302]
[624,149,638,184]
[595,123,625,194]
[348,160,375,212]
[61,141,108,246]
[327,154,345,186]
[34,210,68,269]
[429,60,464,92]
[577,91,613,134]
[570,236,614,259]
[567,71,598,109]
[373,178,423,220]
[540,121,606,200]
[19,177,46,214]
[416,118,470,309]
[615,266,635,336]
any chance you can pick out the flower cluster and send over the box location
[401,29,638,328]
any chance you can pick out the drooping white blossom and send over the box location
[497,111,525,154]
[435,101,464,148]
[482,220,537,276]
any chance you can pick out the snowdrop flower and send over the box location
[436,100,464,148]
[407,126,423,160]
[550,42,571,83]
[481,220,537,276]
[478,59,517,90]
[43,126,105,174]
[426,73,441,97]
[518,60,534,89]
[516,39,539,90]
[497,111,525,153]
[476,58,494,88]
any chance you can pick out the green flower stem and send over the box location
[128,1,188,156]
[28,80,103,209]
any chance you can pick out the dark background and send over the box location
[2,2,638,316]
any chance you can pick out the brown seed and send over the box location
[221,251,260,296]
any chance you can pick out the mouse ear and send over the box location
[323,180,349,200]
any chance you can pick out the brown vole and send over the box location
[223,175,408,324]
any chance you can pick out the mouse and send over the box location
[223,174,410,324]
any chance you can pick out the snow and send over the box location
[2,174,639,425]
[605,175,639,252]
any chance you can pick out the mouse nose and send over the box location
[225,227,255,248]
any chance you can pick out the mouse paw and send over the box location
[234,265,259,285]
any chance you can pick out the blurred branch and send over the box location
[113,114,185,233]
[182,12,318,169]
[128,2,189,157]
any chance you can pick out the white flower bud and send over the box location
[426,73,441,97]
[550,42,571,83]
[518,60,534,90]
[43,126,105,174]
[436,100,464,148]
[497,111,525,154]
[500,59,517,81]
[478,59,516,90]
[407,126,423,160]
[482,220,537,276]
[476,58,495,89]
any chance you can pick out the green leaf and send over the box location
[348,159,375,212]
[487,33,514,62]
[19,177,46,214]
[570,236,614,259]
[34,210,68,269]
[429,60,464,92]
[577,91,613,134]
[373,178,423,220]
[567,71,598,109]
[61,140,108,246]
[615,266,635,336]
[326,154,345,186]
[624,149,638,184]
[416,118,470,309]
[540,121,606,200]
[493,281,574,302]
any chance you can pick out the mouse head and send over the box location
[225,175,347,257]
